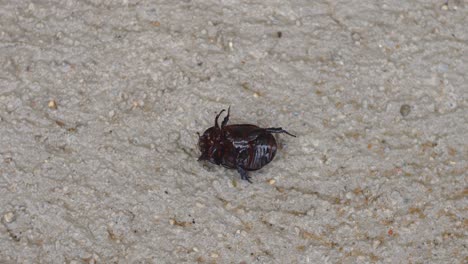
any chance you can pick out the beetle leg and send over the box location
[243,127,296,141]
[236,150,252,183]
[237,166,252,183]
[221,106,230,128]
[265,127,296,137]
[214,109,226,128]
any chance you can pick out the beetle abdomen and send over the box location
[244,134,277,171]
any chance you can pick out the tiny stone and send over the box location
[210,253,219,258]
[169,219,175,225]
[3,212,15,223]
[373,240,381,249]
[351,32,361,41]
[6,103,15,112]
[268,179,276,185]
[48,100,57,109]
[294,227,300,234]
[400,104,411,116]
[192,247,199,252]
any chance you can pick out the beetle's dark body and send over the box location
[198,108,295,183]
[213,124,278,170]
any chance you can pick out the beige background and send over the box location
[0,0,466,263]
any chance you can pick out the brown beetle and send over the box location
[198,107,296,183]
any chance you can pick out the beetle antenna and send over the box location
[214,109,226,128]
[221,106,230,128]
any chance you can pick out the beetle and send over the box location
[198,107,296,183]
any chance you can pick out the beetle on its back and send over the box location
[198,107,296,183]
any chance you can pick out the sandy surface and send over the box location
[0,0,467,263]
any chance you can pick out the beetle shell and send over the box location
[221,124,277,170]
[198,108,295,183]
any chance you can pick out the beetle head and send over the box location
[198,126,224,164]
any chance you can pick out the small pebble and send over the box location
[3,212,15,223]
[400,104,411,117]
[351,32,361,41]
[373,240,381,249]
[232,179,237,188]
[268,179,276,185]
[48,100,57,109]
[6,103,15,112]
[210,253,219,258]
